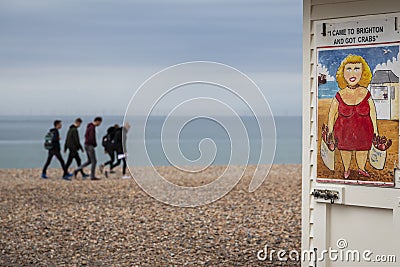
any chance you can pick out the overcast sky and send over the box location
[0,0,303,116]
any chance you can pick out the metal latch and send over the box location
[312,189,339,204]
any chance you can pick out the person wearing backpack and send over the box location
[41,120,72,180]
[110,122,131,179]
[73,117,102,180]
[99,124,119,177]
[64,118,88,178]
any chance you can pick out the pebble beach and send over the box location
[0,164,301,266]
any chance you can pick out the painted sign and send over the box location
[316,16,400,186]
[317,17,399,47]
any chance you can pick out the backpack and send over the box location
[44,130,55,150]
[102,133,112,148]
[102,126,117,149]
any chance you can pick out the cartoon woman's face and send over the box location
[343,63,363,87]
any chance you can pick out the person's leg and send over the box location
[122,158,127,175]
[355,151,368,170]
[100,150,114,175]
[339,150,352,178]
[72,151,80,166]
[108,150,115,170]
[111,150,123,170]
[339,150,352,171]
[86,146,97,178]
[91,149,97,178]
[54,150,68,177]
[73,152,86,175]
[65,151,74,171]
[111,158,121,170]
[103,150,114,167]
[355,150,370,177]
[75,146,91,175]
[42,150,54,175]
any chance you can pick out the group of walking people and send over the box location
[41,117,131,180]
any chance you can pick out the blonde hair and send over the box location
[336,54,372,89]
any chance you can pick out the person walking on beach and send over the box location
[74,117,102,180]
[64,118,88,178]
[41,120,72,180]
[99,124,119,176]
[111,122,131,179]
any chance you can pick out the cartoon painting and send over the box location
[317,45,400,186]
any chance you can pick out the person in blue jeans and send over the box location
[41,120,72,180]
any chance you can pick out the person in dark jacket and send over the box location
[99,124,119,176]
[110,122,131,178]
[74,117,102,180]
[64,118,88,177]
[41,120,72,180]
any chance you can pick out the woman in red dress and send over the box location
[327,55,378,179]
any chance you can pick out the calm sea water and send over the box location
[0,115,301,169]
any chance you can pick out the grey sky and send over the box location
[0,0,302,116]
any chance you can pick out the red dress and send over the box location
[333,91,373,151]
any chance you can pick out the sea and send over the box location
[0,115,301,169]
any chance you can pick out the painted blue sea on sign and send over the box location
[318,81,338,99]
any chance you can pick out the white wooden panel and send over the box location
[313,203,328,267]
[329,205,397,266]
[311,0,400,20]
[342,187,399,209]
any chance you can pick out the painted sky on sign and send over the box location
[318,45,400,78]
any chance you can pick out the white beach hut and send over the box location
[302,1,400,266]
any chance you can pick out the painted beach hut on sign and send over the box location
[370,69,399,120]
